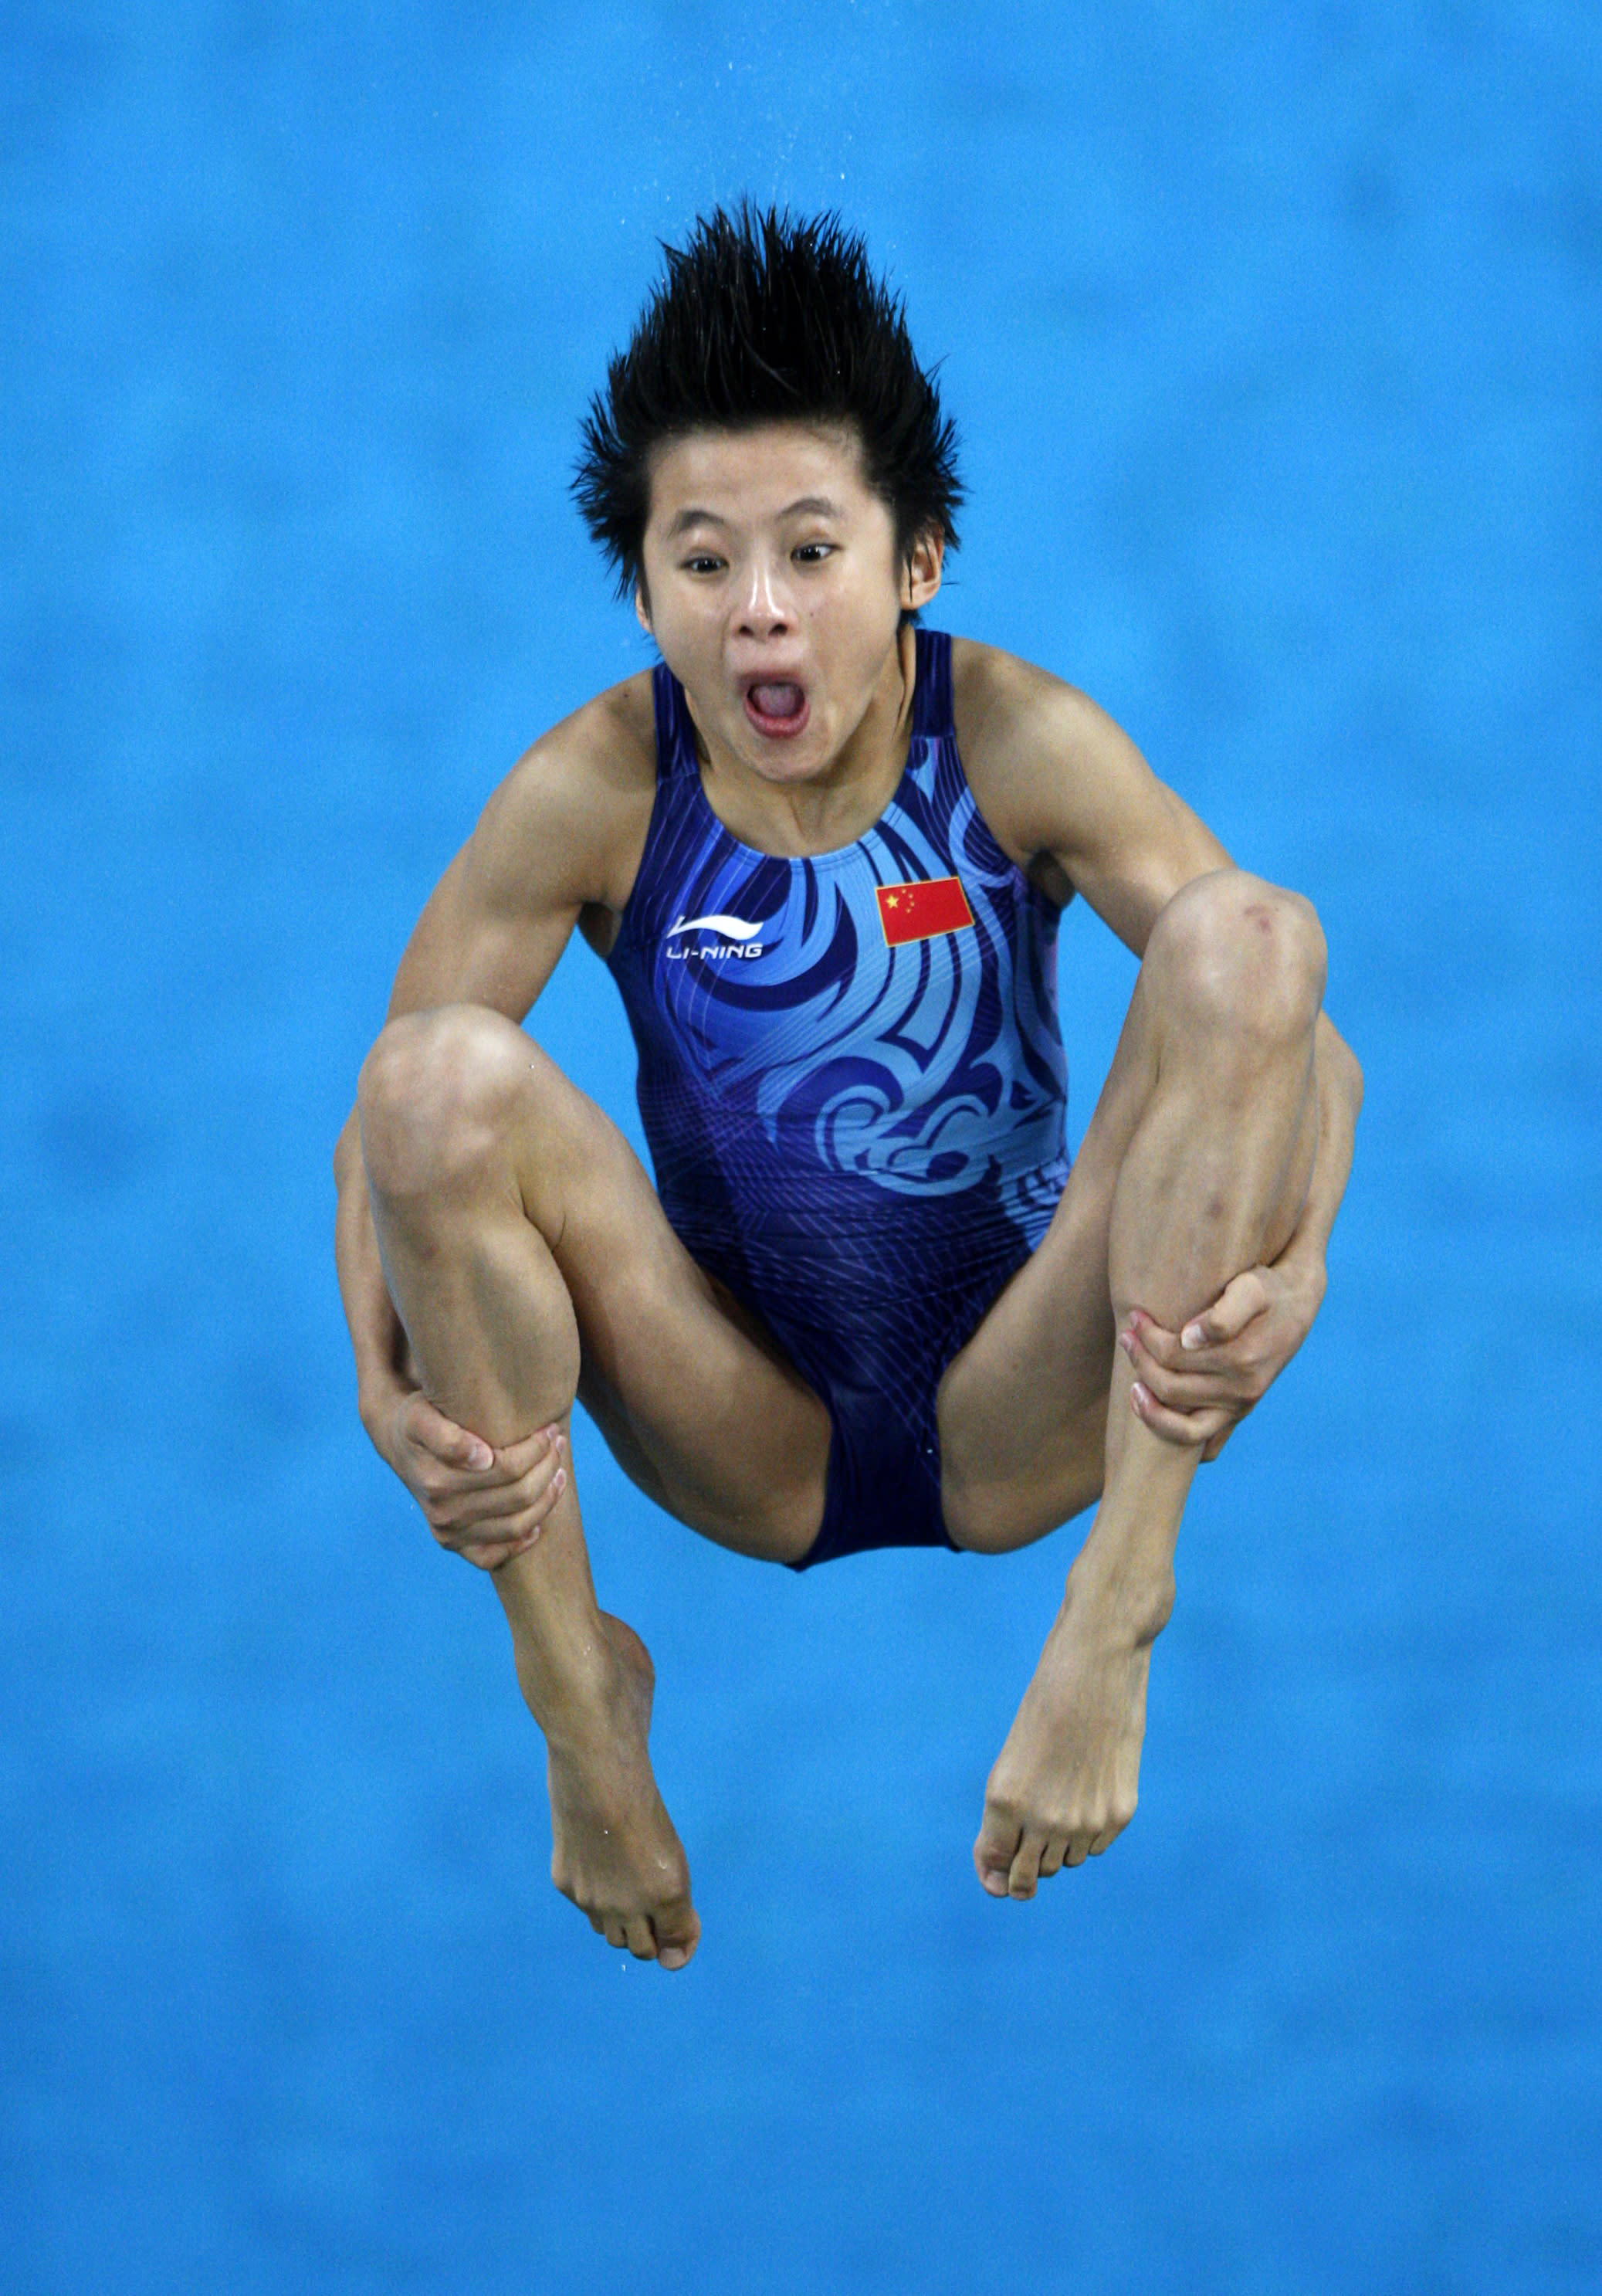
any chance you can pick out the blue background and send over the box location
[4,5,1598,2290]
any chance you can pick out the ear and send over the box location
[900,527,944,614]
[634,579,653,635]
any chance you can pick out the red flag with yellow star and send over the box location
[875,875,975,948]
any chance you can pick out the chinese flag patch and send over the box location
[875,875,974,947]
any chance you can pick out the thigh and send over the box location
[510,1036,831,1565]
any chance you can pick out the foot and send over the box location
[972,1576,1162,1899]
[544,1613,701,1969]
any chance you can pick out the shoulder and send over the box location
[470,670,659,913]
[948,637,1146,868]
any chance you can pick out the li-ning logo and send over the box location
[664,911,767,962]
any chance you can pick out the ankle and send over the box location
[511,1621,621,1743]
[1062,1554,1176,1650]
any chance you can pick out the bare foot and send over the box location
[544,1613,701,1969]
[973,1579,1162,1899]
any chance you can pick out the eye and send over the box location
[791,541,834,565]
[681,553,726,576]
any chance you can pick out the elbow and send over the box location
[333,1108,364,1189]
[1315,1012,1363,1121]
[1329,1025,1364,1117]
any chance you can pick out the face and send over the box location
[635,423,943,785]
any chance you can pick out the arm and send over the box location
[957,642,1363,1446]
[334,678,656,1560]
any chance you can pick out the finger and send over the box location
[448,1531,537,1572]
[1120,1332,1238,1409]
[1121,1308,1187,1369]
[487,1425,564,1480]
[1008,1833,1045,1900]
[1181,1269,1270,1352]
[404,1393,496,1473]
[1124,1307,1261,1382]
[1201,1426,1234,1463]
[1130,1384,1233,1447]
[430,1463,565,1531]
[426,1423,564,1497]
[1037,1837,1068,1880]
[475,1481,565,1550]
[445,1507,556,1564]
[653,1897,700,1972]
[526,1464,566,1523]
[429,1480,540,1528]
[473,1499,558,1553]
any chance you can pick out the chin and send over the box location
[746,740,826,783]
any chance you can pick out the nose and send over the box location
[734,552,794,640]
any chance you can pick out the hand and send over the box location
[1118,1257,1326,1461]
[362,1381,567,1570]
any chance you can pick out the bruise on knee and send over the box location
[1145,871,1326,1054]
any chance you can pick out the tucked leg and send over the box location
[357,1002,830,1964]
[938,870,1326,1893]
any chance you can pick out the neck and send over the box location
[689,625,918,860]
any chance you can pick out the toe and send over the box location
[1008,1833,1045,1900]
[624,1918,659,1961]
[1038,1838,1067,1881]
[653,1895,700,1972]
[974,1806,1021,1897]
[602,1915,628,1950]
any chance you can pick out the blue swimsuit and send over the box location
[605,629,1070,1568]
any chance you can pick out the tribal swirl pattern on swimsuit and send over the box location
[611,632,1068,1224]
[604,629,1071,1563]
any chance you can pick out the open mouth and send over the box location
[743,678,809,739]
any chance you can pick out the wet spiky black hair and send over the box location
[573,203,963,601]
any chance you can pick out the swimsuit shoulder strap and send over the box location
[910,627,954,743]
[651,662,699,781]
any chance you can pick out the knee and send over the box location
[1144,870,1326,1048]
[357,1004,532,1199]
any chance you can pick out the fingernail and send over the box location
[1117,1328,1135,1358]
[1131,1382,1150,1411]
[1181,1324,1204,1351]
[553,1469,566,1493]
[469,1442,493,1468]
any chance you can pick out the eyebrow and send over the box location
[666,494,845,538]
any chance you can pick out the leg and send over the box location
[938,870,1326,1895]
[357,1004,831,1965]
